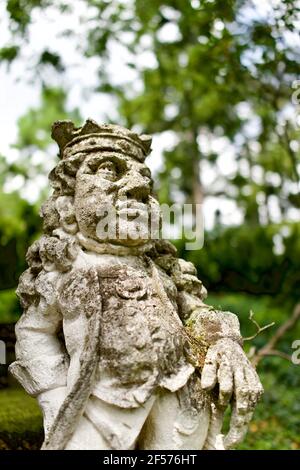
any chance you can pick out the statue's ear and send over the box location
[40,196,60,234]
[55,195,73,217]
[55,196,78,234]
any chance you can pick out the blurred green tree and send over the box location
[1,0,299,226]
[0,85,80,316]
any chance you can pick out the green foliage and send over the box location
[15,86,81,151]
[0,45,19,63]
[0,387,42,434]
[0,190,40,290]
[39,50,65,72]
[207,292,300,450]
[0,289,20,323]
[0,86,81,291]
[6,0,50,33]
[207,292,300,350]
[86,0,300,213]
[239,367,300,450]
[2,0,299,216]
[0,191,28,242]
[184,222,300,305]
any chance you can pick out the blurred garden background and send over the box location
[0,0,300,450]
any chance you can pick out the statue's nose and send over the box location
[119,173,151,202]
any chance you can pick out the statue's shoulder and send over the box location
[16,233,78,311]
[25,233,78,272]
[58,263,101,319]
[151,240,207,300]
[17,266,61,313]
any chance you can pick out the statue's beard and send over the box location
[115,201,150,246]
[75,195,161,253]
[93,198,160,247]
[76,230,154,256]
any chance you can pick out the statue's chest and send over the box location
[59,262,178,323]
[97,264,178,327]
[59,262,185,380]
[96,264,184,373]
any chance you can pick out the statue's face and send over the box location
[74,152,159,246]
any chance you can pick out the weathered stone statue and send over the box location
[9,120,263,450]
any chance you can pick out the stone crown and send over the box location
[51,119,152,162]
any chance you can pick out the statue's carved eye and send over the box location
[140,168,151,180]
[97,161,117,181]
[85,157,126,179]
[139,167,152,188]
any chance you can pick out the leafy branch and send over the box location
[243,310,275,341]
[247,304,300,367]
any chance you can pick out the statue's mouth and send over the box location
[117,200,149,221]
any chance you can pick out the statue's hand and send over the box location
[201,338,263,448]
[38,386,67,438]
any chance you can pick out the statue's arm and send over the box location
[155,254,263,449]
[175,258,264,449]
[9,271,69,397]
[9,270,69,435]
[155,254,242,340]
